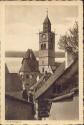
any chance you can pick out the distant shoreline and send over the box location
[5,51,65,58]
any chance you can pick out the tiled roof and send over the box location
[34,60,78,99]
[5,73,23,92]
[6,91,33,105]
[5,64,27,103]
[43,15,51,24]
[34,62,65,99]
[54,59,78,86]
[6,91,24,101]
[46,87,78,102]
[30,74,46,90]
[20,49,38,72]
[5,72,27,103]
[19,60,32,72]
[23,49,35,59]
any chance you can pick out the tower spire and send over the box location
[43,9,51,32]
[39,11,55,74]
[46,8,48,17]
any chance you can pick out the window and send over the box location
[44,44,46,49]
[41,44,43,49]
[26,74,29,79]
[44,25,48,32]
[41,44,46,50]
[42,68,44,73]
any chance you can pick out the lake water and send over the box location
[6,57,22,73]
[6,57,65,73]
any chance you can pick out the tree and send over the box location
[58,21,78,58]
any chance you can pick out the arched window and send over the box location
[42,68,44,73]
[41,44,46,50]
[44,44,46,49]
[41,44,43,50]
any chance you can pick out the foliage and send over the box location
[58,21,78,57]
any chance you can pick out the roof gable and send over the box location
[34,62,65,99]
[20,49,38,72]
[34,60,78,99]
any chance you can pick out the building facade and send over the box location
[5,94,35,120]
[39,13,55,73]
[34,59,78,119]
[19,49,38,91]
[5,64,35,120]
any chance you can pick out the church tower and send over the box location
[39,12,55,73]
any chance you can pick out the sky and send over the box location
[5,4,78,52]
[0,7,2,40]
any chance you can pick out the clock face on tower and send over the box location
[42,34,46,39]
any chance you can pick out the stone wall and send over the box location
[5,95,35,120]
[49,95,79,120]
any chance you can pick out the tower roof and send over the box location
[20,49,38,73]
[5,73,23,92]
[23,49,34,59]
[43,15,51,25]
[43,11,51,32]
[19,60,32,72]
